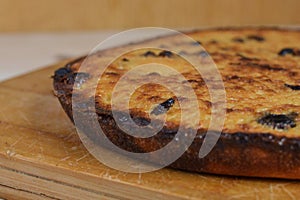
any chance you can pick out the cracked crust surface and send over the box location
[53,27,300,179]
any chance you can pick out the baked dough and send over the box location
[53,27,300,179]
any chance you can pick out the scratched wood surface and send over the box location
[0,62,300,200]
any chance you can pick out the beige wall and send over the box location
[0,0,299,32]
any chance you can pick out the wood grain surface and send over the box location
[0,62,300,199]
[1,0,300,32]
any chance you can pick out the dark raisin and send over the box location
[54,67,71,77]
[232,37,244,43]
[53,67,72,81]
[197,51,209,57]
[151,98,175,115]
[158,50,173,58]
[247,35,265,42]
[278,48,296,56]
[143,51,156,57]
[257,113,297,130]
[122,58,129,62]
[285,83,300,90]
[190,41,202,46]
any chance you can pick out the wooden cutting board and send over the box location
[0,61,300,200]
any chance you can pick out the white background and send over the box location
[0,29,172,82]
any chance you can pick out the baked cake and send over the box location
[53,27,300,179]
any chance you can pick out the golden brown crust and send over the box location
[53,27,300,179]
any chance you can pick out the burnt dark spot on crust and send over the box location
[233,85,245,90]
[232,37,244,43]
[285,83,300,90]
[105,72,119,76]
[187,79,199,83]
[224,75,239,81]
[229,62,285,71]
[209,40,218,44]
[236,53,259,61]
[158,50,173,58]
[288,71,298,77]
[182,79,205,87]
[147,72,161,76]
[122,58,129,62]
[151,98,175,115]
[131,116,151,126]
[226,108,234,113]
[278,48,296,56]
[202,100,212,108]
[143,51,156,57]
[221,47,230,51]
[225,75,255,84]
[257,113,297,130]
[248,63,285,71]
[247,35,265,42]
[225,107,254,114]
